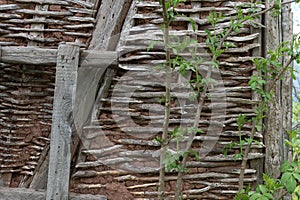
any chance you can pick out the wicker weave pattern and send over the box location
[0,0,97,47]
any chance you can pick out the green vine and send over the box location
[149,0,300,199]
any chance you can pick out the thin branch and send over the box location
[174,22,227,199]
[159,0,172,199]
[252,0,295,18]
[234,0,297,191]
[174,70,211,199]
[238,55,295,190]
[267,56,294,93]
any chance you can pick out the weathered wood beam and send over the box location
[29,149,49,189]
[46,44,80,200]
[80,50,118,67]
[0,46,57,65]
[70,0,131,149]
[69,1,132,187]
[264,0,292,179]
[89,0,132,50]
[0,46,118,66]
[0,187,106,200]
[280,0,293,163]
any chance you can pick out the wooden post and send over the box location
[46,43,80,200]
[264,1,292,178]
[281,0,293,164]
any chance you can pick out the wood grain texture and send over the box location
[0,46,57,65]
[89,0,132,50]
[280,0,293,164]
[80,51,118,67]
[29,147,49,189]
[264,0,292,178]
[70,0,127,152]
[46,43,80,200]
[0,46,117,66]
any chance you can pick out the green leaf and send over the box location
[173,48,178,55]
[255,125,262,132]
[234,193,250,200]
[147,40,155,52]
[234,188,251,200]
[165,1,170,10]
[154,136,163,144]
[263,173,282,190]
[233,153,243,160]
[189,18,196,32]
[292,186,300,200]
[237,114,246,127]
[189,149,199,160]
[263,193,274,199]
[280,160,290,172]
[189,92,197,101]
[258,184,267,194]
[292,172,300,182]
[250,193,262,200]
[204,29,211,36]
[282,172,297,194]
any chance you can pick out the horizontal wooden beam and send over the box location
[0,46,57,65]
[0,46,118,66]
[0,187,106,200]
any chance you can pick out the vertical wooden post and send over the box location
[46,43,80,200]
[264,1,292,178]
[280,0,293,164]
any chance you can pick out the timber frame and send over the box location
[0,0,131,199]
[0,0,293,199]
[0,43,116,199]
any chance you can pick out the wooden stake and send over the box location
[46,43,80,200]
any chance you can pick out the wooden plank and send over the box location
[80,50,118,67]
[70,1,130,187]
[73,51,118,130]
[0,46,57,65]
[71,0,129,144]
[117,0,137,49]
[0,46,117,66]
[0,187,106,200]
[264,0,290,178]
[28,146,50,189]
[91,68,116,121]
[46,43,80,200]
[280,0,293,163]
[89,0,132,50]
